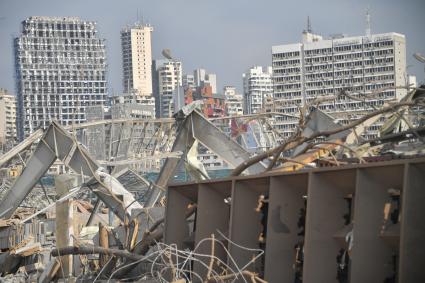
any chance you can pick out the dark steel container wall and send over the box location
[164,184,198,249]
[164,158,425,283]
[350,165,404,283]
[193,182,232,279]
[303,169,356,283]
[399,162,425,282]
[264,173,308,282]
[228,178,269,277]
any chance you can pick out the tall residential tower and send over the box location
[242,66,273,114]
[152,59,182,118]
[14,16,107,140]
[121,23,153,96]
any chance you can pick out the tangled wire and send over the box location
[106,230,266,283]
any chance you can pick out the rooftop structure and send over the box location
[111,92,155,119]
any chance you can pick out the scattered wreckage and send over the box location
[0,89,424,282]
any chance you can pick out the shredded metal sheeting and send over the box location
[115,169,151,204]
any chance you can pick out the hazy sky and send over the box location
[0,0,424,94]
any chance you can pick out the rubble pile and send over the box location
[0,95,424,282]
[21,187,55,211]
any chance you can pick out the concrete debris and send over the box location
[0,272,27,283]
[21,187,55,211]
[0,99,424,281]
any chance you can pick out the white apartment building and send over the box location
[182,74,195,90]
[194,68,217,94]
[223,86,243,116]
[121,23,153,96]
[272,30,407,139]
[152,59,182,118]
[242,66,273,114]
[0,89,17,149]
[14,17,108,140]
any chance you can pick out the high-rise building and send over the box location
[223,86,243,116]
[194,68,206,87]
[182,74,195,90]
[152,59,182,118]
[14,16,107,140]
[0,88,17,150]
[272,28,407,139]
[194,68,217,94]
[242,66,273,114]
[205,73,217,94]
[121,23,153,96]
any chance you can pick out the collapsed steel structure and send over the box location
[0,99,424,281]
[0,108,266,218]
[0,108,270,281]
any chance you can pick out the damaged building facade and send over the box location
[272,30,407,139]
[14,16,108,140]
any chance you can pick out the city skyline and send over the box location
[0,0,424,95]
